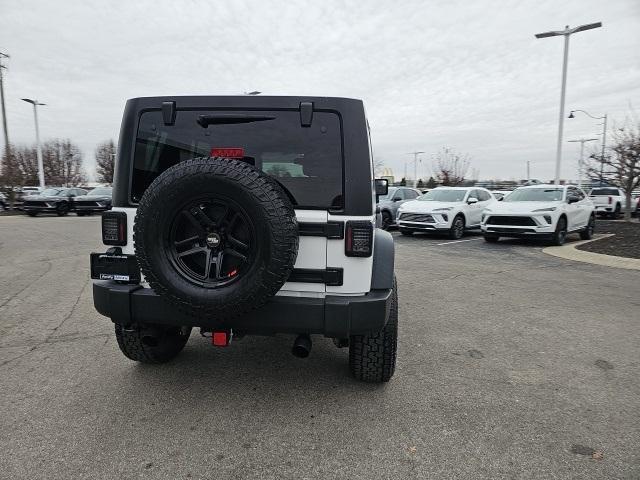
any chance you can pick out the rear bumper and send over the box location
[594,205,613,213]
[92,281,392,338]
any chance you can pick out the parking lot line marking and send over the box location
[436,238,482,246]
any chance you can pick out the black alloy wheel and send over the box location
[580,215,595,240]
[56,202,69,216]
[381,211,392,230]
[167,198,255,288]
[449,215,465,239]
[551,216,568,246]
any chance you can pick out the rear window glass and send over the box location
[131,110,343,209]
[589,188,619,196]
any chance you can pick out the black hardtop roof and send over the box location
[125,95,364,111]
[114,95,373,215]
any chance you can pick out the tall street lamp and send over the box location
[535,22,602,185]
[406,151,424,188]
[569,109,608,185]
[21,98,46,188]
[567,138,598,189]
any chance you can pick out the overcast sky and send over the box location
[1,0,639,182]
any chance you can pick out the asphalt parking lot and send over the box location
[1,215,638,479]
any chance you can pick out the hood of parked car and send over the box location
[484,201,563,214]
[398,200,463,213]
[377,199,394,208]
[79,195,111,201]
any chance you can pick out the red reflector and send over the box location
[228,269,238,277]
[210,148,244,158]
[212,332,228,347]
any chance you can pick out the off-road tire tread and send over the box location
[349,277,398,382]
[114,324,191,364]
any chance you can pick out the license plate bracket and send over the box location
[90,252,140,283]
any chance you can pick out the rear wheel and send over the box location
[550,216,567,246]
[76,211,85,217]
[580,215,595,240]
[114,323,191,363]
[449,215,465,239]
[484,234,499,243]
[27,211,37,217]
[349,278,398,383]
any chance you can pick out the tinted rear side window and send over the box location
[131,110,343,209]
[590,188,619,196]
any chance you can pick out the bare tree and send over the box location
[373,157,385,177]
[95,140,116,184]
[586,117,640,221]
[433,147,470,186]
[43,139,86,186]
[13,144,39,185]
[0,144,39,207]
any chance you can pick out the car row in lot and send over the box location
[391,184,598,246]
[22,187,112,216]
[397,187,495,239]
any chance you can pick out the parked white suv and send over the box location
[588,187,633,218]
[481,184,595,245]
[397,186,496,239]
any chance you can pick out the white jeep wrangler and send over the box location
[91,96,398,382]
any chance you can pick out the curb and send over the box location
[543,234,640,271]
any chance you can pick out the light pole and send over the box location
[526,160,531,183]
[567,138,598,189]
[535,22,602,185]
[21,98,46,188]
[569,109,607,186]
[406,151,424,188]
[0,52,10,176]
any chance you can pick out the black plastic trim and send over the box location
[300,101,313,127]
[289,268,343,286]
[92,281,391,337]
[162,101,176,125]
[298,221,344,239]
[370,228,395,290]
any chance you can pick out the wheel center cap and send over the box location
[206,233,221,248]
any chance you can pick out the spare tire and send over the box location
[134,157,298,319]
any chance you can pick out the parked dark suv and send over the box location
[91,96,397,382]
[23,187,88,216]
[74,187,112,216]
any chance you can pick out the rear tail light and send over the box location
[102,211,127,246]
[608,196,612,204]
[345,221,373,257]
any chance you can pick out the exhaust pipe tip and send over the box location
[140,327,162,347]
[291,334,312,358]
